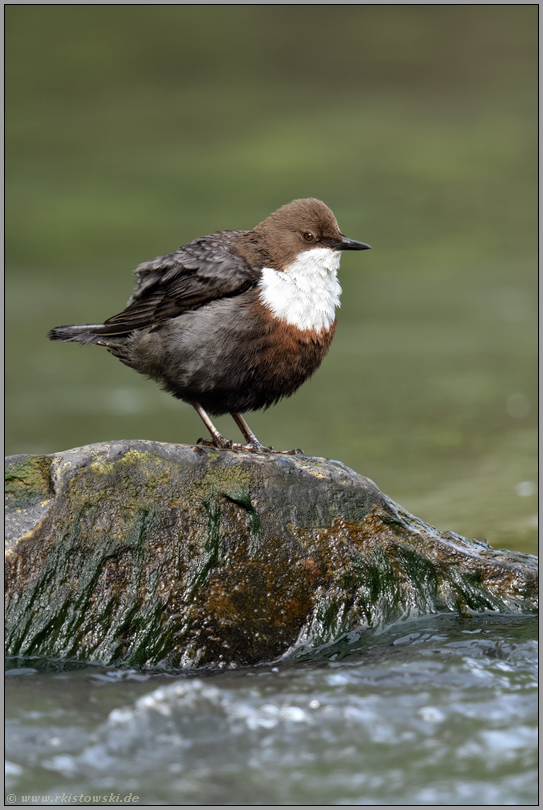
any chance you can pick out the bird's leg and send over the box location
[193,403,267,453]
[231,413,268,449]
[193,402,233,450]
[192,402,303,455]
[232,413,303,456]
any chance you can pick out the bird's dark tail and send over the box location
[48,323,109,345]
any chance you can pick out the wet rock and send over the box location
[4,440,538,670]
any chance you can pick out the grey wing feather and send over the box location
[100,231,259,335]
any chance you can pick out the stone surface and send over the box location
[5,440,538,670]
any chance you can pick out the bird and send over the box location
[49,198,371,454]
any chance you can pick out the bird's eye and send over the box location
[303,232,315,242]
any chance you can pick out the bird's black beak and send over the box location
[338,236,372,251]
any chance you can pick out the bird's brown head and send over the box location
[252,198,371,271]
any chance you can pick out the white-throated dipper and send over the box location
[49,198,371,453]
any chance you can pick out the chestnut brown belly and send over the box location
[232,312,337,413]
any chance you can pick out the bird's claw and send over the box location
[197,437,233,449]
[197,437,303,455]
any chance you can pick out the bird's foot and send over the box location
[269,447,304,455]
[232,442,305,455]
[197,437,303,455]
[197,436,233,450]
[197,436,269,453]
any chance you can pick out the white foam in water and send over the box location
[5,615,538,805]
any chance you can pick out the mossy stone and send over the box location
[4,440,538,670]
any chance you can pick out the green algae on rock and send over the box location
[4,441,538,670]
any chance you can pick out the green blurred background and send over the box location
[6,6,537,553]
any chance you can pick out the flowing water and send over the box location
[5,614,538,806]
[6,8,537,806]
